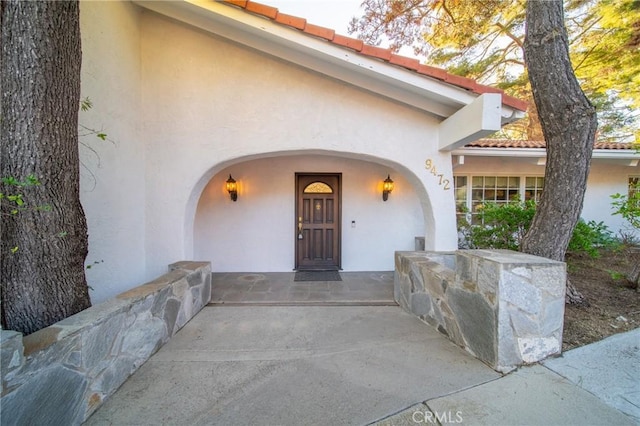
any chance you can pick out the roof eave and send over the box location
[133,0,525,121]
[452,146,640,161]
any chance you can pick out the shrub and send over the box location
[459,200,536,250]
[567,219,617,257]
[457,202,616,257]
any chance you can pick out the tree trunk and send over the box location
[629,248,640,291]
[526,97,545,141]
[631,265,640,291]
[521,0,598,305]
[1,0,91,334]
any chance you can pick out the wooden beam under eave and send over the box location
[438,93,502,152]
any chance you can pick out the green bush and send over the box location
[457,202,616,257]
[458,200,536,250]
[567,219,617,257]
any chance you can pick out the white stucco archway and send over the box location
[184,149,454,272]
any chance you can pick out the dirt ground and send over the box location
[563,246,640,351]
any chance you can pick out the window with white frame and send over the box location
[524,176,545,202]
[454,176,468,222]
[455,175,545,223]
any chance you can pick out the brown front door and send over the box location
[295,173,341,270]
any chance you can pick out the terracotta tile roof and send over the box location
[592,141,637,150]
[466,139,636,150]
[220,0,528,112]
[466,140,546,149]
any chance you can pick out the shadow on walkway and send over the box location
[85,272,637,425]
[84,305,499,425]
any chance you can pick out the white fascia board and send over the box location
[438,93,502,151]
[133,0,481,119]
[452,147,546,157]
[452,147,640,162]
[592,151,640,161]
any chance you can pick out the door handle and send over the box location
[298,217,303,239]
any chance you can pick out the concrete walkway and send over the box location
[85,305,500,425]
[543,328,640,423]
[85,272,638,425]
[380,328,639,425]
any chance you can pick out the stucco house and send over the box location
[79,0,638,304]
[452,139,639,231]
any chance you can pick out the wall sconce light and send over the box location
[226,174,238,202]
[382,174,394,201]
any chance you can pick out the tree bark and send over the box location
[526,97,545,141]
[521,0,598,305]
[629,248,640,291]
[1,0,91,334]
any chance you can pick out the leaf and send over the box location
[351,0,639,140]
[80,97,93,112]
[10,246,18,253]
[2,176,18,186]
[97,133,107,141]
[7,194,25,206]
[25,174,40,186]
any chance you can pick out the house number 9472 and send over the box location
[425,158,451,190]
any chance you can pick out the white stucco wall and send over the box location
[140,11,458,279]
[454,156,639,238]
[78,4,472,301]
[80,1,146,303]
[76,2,638,304]
[583,162,639,238]
[195,154,424,272]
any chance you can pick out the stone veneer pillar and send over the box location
[395,250,565,372]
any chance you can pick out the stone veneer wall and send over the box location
[0,261,211,425]
[395,250,565,373]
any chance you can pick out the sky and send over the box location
[266,0,364,36]
[265,0,417,57]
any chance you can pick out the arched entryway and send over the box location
[192,152,426,272]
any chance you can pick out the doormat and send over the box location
[294,270,342,282]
